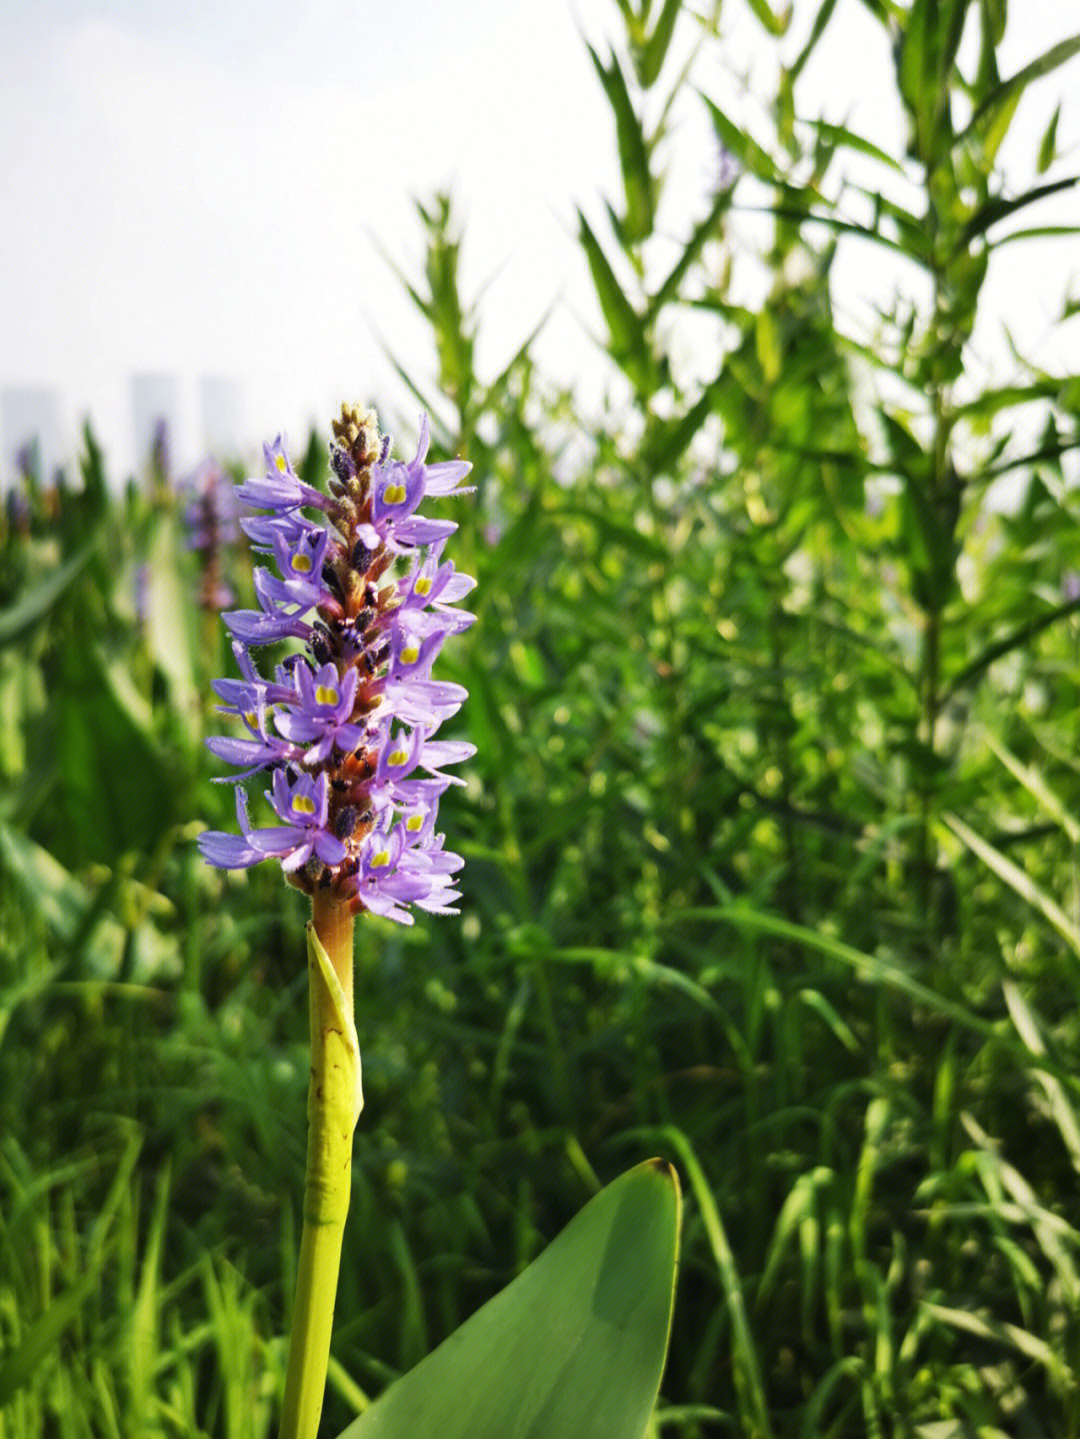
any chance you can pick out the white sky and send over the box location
[2,0,1078,483]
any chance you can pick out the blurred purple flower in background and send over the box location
[181,459,244,610]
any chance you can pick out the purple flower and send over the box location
[240,509,317,553]
[183,460,242,550]
[197,789,266,870]
[270,522,334,605]
[206,690,301,780]
[354,417,473,555]
[199,406,475,925]
[354,825,431,926]
[416,736,476,785]
[181,459,244,611]
[397,540,477,627]
[407,416,474,497]
[253,770,348,872]
[236,437,330,514]
[223,567,316,646]
[212,642,303,716]
[274,662,366,764]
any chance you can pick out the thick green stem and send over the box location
[278,899,361,1439]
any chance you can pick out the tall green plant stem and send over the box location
[916,254,955,942]
[279,896,362,1439]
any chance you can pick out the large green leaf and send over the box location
[336,1160,681,1439]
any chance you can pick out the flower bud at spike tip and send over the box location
[197,406,476,922]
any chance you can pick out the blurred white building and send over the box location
[2,385,63,487]
[132,372,182,478]
[200,375,244,457]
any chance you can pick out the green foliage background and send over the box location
[2,0,1080,1433]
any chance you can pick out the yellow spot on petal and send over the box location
[388,748,408,767]
[415,577,432,596]
[372,848,391,868]
[275,454,288,472]
[406,814,424,832]
[384,482,407,505]
[291,553,313,573]
[243,710,257,728]
[401,645,420,665]
[315,685,339,706]
[292,794,316,816]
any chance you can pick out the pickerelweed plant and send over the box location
[198,403,476,1438]
[181,457,243,611]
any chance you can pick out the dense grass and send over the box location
[3,1,1080,1434]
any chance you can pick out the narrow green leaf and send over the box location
[128,1162,172,1419]
[641,389,715,474]
[1002,981,1080,1176]
[755,309,782,384]
[0,821,125,967]
[898,0,968,162]
[0,535,99,647]
[689,904,998,1038]
[789,0,841,83]
[747,202,927,264]
[966,34,1080,137]
[337,1160,680,1439]
[984,733,1080,845]
[1037,238,1080,267]
[943,593,1080,700]
[53,636,176,863]
[1038,102,1061,174]
[639,0,681,87]
[648,186,731,320]
[959,176,1078,248]
[798,989,861,1054]
[944,812,1080,959]
[922,1302,1074,1388]
[0,959,63,1051]
[744,0,791,37]
[0,1131,139,1404]
[962,1112,1080,1300]
[589,45,655,244]
[757,1167,835,1308]
[145,510,199,715]
[952,379,1061,421]
[661,1130,775,1439]
[804,119,905,173]
[702,98,781,184]
[0,1257,108,1405]
[980,0,1005,48]
[578,210,642,357]
[898,0,937,162]
[377,343,451,436]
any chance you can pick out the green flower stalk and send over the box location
[279,907,361,1439]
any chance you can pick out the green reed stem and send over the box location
[278,898,361,1439]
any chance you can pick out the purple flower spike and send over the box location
[199,405,475,923]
